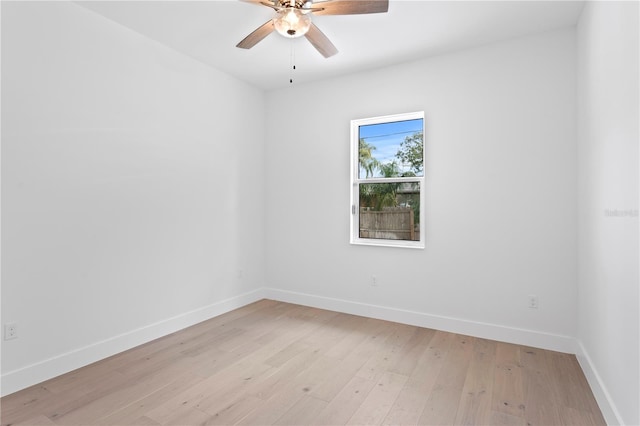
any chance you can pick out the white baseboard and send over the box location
[263,288,576,354]
[1,288,266,397]
[575,340,624,426]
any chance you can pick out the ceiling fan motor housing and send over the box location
[277,0,310,9]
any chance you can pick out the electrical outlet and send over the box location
[371,275,378,287]
[528,295,539,309]
[4,323,18,340]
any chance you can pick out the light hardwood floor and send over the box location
[1,300,605,425]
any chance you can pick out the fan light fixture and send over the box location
[237,0,389,58]
[273,7,311,38]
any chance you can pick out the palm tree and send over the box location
[358,138,379,178]
[374,161,401,209]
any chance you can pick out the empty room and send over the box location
[1,0,638,425]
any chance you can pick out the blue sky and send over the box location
[359,118,423,178]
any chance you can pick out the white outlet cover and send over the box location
[4,323,18,340]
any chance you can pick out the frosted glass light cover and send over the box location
[273,8,311,38]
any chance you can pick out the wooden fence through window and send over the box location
[359,207,418,241]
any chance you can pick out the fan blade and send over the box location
[305,23,338,58]
[240,0,277,7]
[236,20,275,49]
[311,0,388,15]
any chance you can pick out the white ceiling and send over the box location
[76,0,585,90]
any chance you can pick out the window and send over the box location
[350,112,425,248]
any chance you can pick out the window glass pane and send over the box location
[358,182,420,241]
[358,118,423,179]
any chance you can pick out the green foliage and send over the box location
[396,132,423,175]
[378,160,400,178]
[359,182,399,211]
[358,138,379,178]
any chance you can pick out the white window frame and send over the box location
[350,111,425,249]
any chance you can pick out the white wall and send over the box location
[576,2,639,425]
[265,29,578,351]
[3,3,636,422]
[1,1,266,395]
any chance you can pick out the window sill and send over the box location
[350,238,425,249]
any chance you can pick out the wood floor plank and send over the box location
[311,375,378,425]
[558,406,600,426]
[108,299,280,375]
[1,300,606,426]
[381,383,430,426]
[233,379,307,425]
[323,315,373,360]
[127,416,162,426]
[223,350,342,424]
[0,385,54,422]
[143,350,273,424]
[490,341,526,419]
[406,330,455,389]
[264,340,312,368]
[93,372,205,426]
[417,334,473,425]
[299,313,368,356]
[193,358,277,414]
[2,372,130,426]
[51,362,190,425]
[189,340,264,379]
[386,327,436,376]
[239,349,321,401]
[161,407,211,426]
[546,350,605,417]
[489,410,528,425]
[143,372,235,423]
[453,338,496,425]
[12,414,57,425]
[308,349,370,403]
[418,335,473,425]
[291,353,343,397]
[202,396,263,425]
[381,331,454,425]
[355,323,418,381]
[254,305,340,348]
[347,371,408,425]
[520,346,563,426]
[272,394,328,425]
[310,318,398,403]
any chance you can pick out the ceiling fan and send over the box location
[236,0,389,58]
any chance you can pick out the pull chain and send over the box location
[289,39,296,84]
